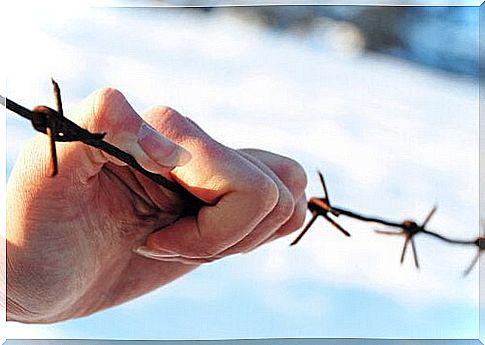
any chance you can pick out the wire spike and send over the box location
[51,78,64,117]
[422,205,437,228]
[46,125,58,176]
[400,236,410,264]
[410,237,420,269]
[463,251,480,276]
[290,213,318,246]
[323,214,351,237]
[317,170,330,205]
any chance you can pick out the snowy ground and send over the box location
[3,5,480,340]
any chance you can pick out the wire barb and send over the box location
[52,78,64,118]
[292,170,351,246]
[290,212,318,246]
[318,170,330,205]
[1,80,206,216]
[463,236,485,276]
[43,78,64,176]
[292,171,479,275]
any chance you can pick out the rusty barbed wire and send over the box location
[1,81,482,276]
[1,80,204,216]
[291,170,483,276]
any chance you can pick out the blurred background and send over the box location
[3,3,480,340]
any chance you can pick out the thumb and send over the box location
[16,88,192,184]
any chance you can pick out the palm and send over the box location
[76,163,193,313]
[7,149,193,321]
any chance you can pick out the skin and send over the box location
[4,88,308,323]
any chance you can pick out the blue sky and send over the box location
[3,5,480,340]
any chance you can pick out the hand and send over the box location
[5,88,307,323]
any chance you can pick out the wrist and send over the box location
[5,244,78,323]
[6,294,35,323]
[6,254,43,323]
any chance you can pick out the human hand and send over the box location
[5,88,307,323]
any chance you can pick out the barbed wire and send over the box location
[1,80,482,276]
[290,171,483,276]
[1,80,204,216]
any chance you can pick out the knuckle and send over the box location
[155,105,184,124]
[275,197,308,238]
[272,187,295,224]
[251,174,279,213]
[144,105,188,136]
[160,106,180,118]
[149,105,181,119]
[88,87,127,130]
[92,87,125,111]
[292,197,308,229]
[278,158,308,198]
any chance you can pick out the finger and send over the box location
[137,107,280,259]
[137,198,307,265]
[212,150,295,256]
[145,197,307,264]
[16,88,191,184]
[236,148,309,247]
[262,195,308,244]
[238,149,307,200]
[238,148,309,240]
[70,88,192,174]
[15,88,192,192]
[152,193,308,264]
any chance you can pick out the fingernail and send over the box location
[137,123,192,167]
[133,245,180,260]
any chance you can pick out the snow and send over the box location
[3,6,479,339]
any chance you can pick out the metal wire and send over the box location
[292,171,482,276]
[1,80,204,216]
